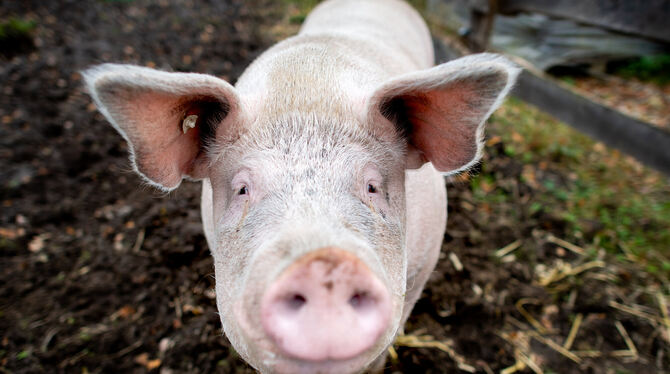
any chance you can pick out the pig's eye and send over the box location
[367,184,378,194]
[231,170,253,199]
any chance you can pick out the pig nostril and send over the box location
[348,291,372,309]
[285,293,307,310]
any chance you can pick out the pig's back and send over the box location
[233,0,435,119]
[300,0,434,71]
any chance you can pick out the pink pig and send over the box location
[83,0,519,372]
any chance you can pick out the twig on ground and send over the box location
[657,292,670,343]
[517,352,543,374]
[475,359,495,374]
[498,331,530,374]
[500,356,526,374]
[584,272,619,283]
[566,289,578,309]
[572,350,603,358]
[563,313,583,350]
[618,242,638,262]
[498,332,543,374]
[387,345,398,361]
[495,240,522,258]
[609,300,664,325]
[58,349,89,368]
[112,341,143,358]
[40,328,59,352]
[515,298,552,334]
[610,350,639,358]
[508,317,582,364]
[394,334,476,372]
[538,261,606,286]
[132,228,145,253]
[546,235,585,256]
[530,330,582,364]
[448,252,463,271]
[572,350,639,359]
[615,321,639,360]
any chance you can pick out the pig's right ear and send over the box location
[366,53,520,175]
[82,64,243,191]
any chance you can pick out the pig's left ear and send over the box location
[366,53,520,174]
[83,64,243,191]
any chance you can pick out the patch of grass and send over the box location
[0,17,36,40]
[479,98,670,273]
[612,54,670,85]
[289,14,308,25]
[0,237,18,252]
[268,0,321,38]
[282,0,321,22]
[560,76,577,86]
[0,17,36,58]
[406,0,428,11]
[16,350,30,360]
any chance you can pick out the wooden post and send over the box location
[465,0,498,52]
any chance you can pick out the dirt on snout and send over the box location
[1,1,667,374]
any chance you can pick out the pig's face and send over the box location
[82,53,519,374]
[205,115,408,372]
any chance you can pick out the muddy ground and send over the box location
[1,1,668,373]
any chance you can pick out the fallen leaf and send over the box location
[0,227,25,239]
[28,234,50,252]
[134,353,149,366]
[112,305,136,320]
[486,135,502,146]
[183,304,203,315]
[146,358,161,370]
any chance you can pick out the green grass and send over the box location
[282,0,321,23]
[612,54,670,85]
[16,350,29,360]
[478,98,670,270]
[0,17,36,40]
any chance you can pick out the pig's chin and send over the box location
[269,355,382,374]
[253,335,393,374]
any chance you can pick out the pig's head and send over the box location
[83,54,519,373]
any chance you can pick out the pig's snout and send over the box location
[260,247,392,362]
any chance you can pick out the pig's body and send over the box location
[84,0,519,372]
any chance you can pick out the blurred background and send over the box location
[0,0,668,373]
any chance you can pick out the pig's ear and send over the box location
[82,64,243,191]
[366,53,520,174]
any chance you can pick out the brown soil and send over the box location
[1,1,667,373]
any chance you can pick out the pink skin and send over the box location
[260,247,391,362]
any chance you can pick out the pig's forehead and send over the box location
[224,114,403,165]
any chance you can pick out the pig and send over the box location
[82,0,519,372]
